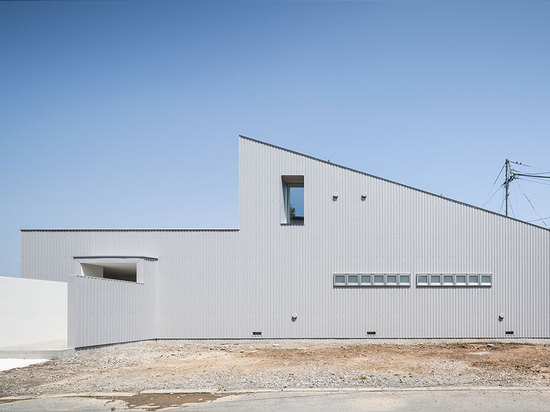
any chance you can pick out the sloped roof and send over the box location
[240,135,550,233]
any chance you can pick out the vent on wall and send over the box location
[252,331,262,336]
[367,331,376,335]
[505,330,514,335]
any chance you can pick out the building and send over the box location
[19,136,550,348]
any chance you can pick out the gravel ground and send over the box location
[0,340,549,397]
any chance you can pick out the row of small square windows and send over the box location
[334,273,410,286]
[417,274,492,286]
[333,273,492,287]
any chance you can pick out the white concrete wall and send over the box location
[0,276,67,348]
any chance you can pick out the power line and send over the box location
[493,164,505,185]
[481,165,505,208]
[528,216,550,223]
[509,198,516,218]
[498,196,505,214]
[517,177,550,187]
[513,173,550,179]
[482,183,504,208]
[515,180,550,229]
[502,159,550,218]
[522,163,550,173]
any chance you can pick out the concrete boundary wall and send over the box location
[0,276,67,348]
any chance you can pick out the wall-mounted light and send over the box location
[333,192,339,200]
[361,194,367,201]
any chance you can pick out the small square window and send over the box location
[347,274,359,285]
[386,275,397,284]
[373,275,384,285]
[334,275,346,286]
[399,274,410,285]
[417,275,428,285]
[360,274,371,285]
[456,275,466,285]
[481,275,492,285]
[468,275,479,285]
[430,275,441,285]
[443,275,454,285]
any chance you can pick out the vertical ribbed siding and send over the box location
[236,138,550,339]
[68,275,151,347]
[67,258,158,347]
[21,137,550,346]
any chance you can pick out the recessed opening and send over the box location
[252,331,262,336]
[367,331,376,335]
[81,262,137,282]
[505,330,514,335]
[282,175,304,224]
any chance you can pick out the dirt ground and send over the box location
[1,341,549,398]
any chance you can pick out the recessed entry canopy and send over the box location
[74,256,157,282]
[74,256,158,263]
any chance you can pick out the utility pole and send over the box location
[505,159,511,217]
[502,159,549,218]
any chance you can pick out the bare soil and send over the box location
[0,341,549,397]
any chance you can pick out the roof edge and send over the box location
[21,229,240,232]
[74,255,158,261]
[239,135,550,233]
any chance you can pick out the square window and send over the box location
[443,275,454,285]
[347,274,359,285]
[430,275,441,285]
[360,274,371,285]
[334,275,346,285]
[386,275,397,284]
[456,275,466,285]
[282,176,304,224]
[399,274,410,285]
[373,275,384,285]
[417,275,428,285]
[468,275,479,285]
[481,275,492,285]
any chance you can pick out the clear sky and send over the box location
[1,0,549,277]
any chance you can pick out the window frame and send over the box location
[333,274,346,286]
[74,256,158,284]
[398,274,410,286]
[417,274,429,286]
[281,175,305,225]
[455,274,467,286]
[334,273,411,288]
[416,273,493,287]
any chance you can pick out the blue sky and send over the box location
[1,0,549,276]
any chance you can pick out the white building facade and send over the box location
[21,136,550,348]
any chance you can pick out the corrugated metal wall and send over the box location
[68,254,157,347]
[21,137,550,346]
